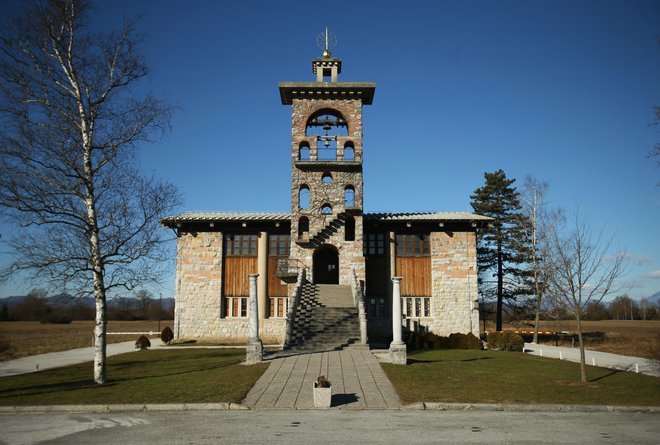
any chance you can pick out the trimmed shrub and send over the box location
[487,331,524,352]
[135,335,151,350]
[160,326,174,344]
[417,332,484,350]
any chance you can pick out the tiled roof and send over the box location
[161,212,291,226]
[162,211,492,226]
[364,212,492,221]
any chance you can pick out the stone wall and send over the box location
[428,231,480,335]
[174,231,223,339]
[174,230,287,343]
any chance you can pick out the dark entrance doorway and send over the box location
[313,245,339,284]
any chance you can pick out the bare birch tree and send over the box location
[518,176,561,343]
[0,0,180,384]
[547,210,627,382]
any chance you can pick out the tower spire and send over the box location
[314,28,340,82]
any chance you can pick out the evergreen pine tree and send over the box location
[470,169,530,331]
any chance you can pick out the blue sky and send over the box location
[1,0,659,301]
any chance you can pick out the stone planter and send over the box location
[313,382,332,408]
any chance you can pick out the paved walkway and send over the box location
[0,341,167,378]
[244,349,401,410]
[524,342,660,377]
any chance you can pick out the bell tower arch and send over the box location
[280,30,375,285]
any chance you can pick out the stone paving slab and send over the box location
[244,349,401,410]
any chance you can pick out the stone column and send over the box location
[257,231,268,326]
[246,273,263,364]
[389,276,406,365]
[388,231,396,322]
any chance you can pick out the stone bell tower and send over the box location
[279,29,375,286]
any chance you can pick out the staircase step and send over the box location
[287,282,362,352]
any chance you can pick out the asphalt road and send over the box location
[1,410,658,445]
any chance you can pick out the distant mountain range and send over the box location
[0,293,175,310]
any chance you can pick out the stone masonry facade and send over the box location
[289,97,365,287]
[429,231,480,335]
[174,230,286,344]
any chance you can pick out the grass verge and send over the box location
[0,348,267,405]
[382,349,660,406]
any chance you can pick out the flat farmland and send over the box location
[485,320,660,361]
[0,320,174,361]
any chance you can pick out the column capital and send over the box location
[248,273,259,279]
[392,276,403,282]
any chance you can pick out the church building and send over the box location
[161,36,489,349]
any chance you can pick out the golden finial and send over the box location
[316,26,337,58]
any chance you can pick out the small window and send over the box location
[344,186,355,207]
[269,234,290,256]
[224,234,258,257]
[345,215,355,241]
[363,233,386,256]
[321,204,332,215]
[299,143,310,161]
[396,234,430,257]
[299,186,309,209]
[322,172,333,183]
[298,217,309,238]
[344,142,355,161]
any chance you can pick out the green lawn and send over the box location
[382,349,660,406]
[0,349,268,406]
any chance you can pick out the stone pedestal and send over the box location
[246,338,264,365]
[388,342,407,365]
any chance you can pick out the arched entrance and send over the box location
[313,244,339,284]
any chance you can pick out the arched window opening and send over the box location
[322,172,333,183]
[299,186,309,209]
[305,109,348,137]
[321,204,332,215]
[344,142,355,161]
[344,186,355,208]
[299,142,310,161]
[306,109,347,161]
[298,217,309,239]
[345,215,355,241]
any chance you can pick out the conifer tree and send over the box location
[470,169,530,331]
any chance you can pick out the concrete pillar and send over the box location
[389,276,407,365]
[388,231,396,321]
[389,232,396,277]
[246,273,263,364]
[257,231,268,325]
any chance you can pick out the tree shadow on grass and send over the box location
[407,357,494,365]
[590,370,621,382]
[0,360,242,400]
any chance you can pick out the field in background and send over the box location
[3,319,659,362]
[484,320,660,361]
[0,320,174,361]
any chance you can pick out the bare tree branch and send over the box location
[0,0,180,384]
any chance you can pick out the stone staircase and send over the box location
[296,213,348,248]
[287,283,360,352]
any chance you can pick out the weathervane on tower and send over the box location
[316,26,337,58]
